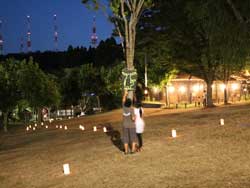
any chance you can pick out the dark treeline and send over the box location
[0,37,123,72]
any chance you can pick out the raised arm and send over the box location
[122,90,128,105]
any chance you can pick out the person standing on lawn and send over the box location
[122,90,137,155]
[134,102,145,152]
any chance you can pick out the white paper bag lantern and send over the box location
[172,129,177,138]
[45,125,48,129]
[93,126,97,132]
[34,123,37,127]
[60,125,62,129]
[103,127,107,133]
[41,122,44,126]
[33,127,36,131]
[26,127,29,131]
[220,119,224,125]
[29,125,32,128]
[56,125,58,128]
[64,126,68,130]
[63,164,70,175]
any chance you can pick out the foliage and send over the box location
[19,57,61,109]
[142,0,250,107]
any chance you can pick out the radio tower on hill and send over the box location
[91,16,98,48]
[26,15,32,52]
[0,20,3,55]
[54,14,58,51]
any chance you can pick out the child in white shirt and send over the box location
[134,102,145,151]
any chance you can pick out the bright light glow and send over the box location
[93,126,97,132]
[179,86,186,93]
[172,129,177,138]
[103,127,107,133]
[144,89,148,95]
[26,127,29,131]
[153,87,159,94]
[192,84,199,92]
[168,86,175,93]
[33,127,36,131]
[220,84,226,91]
[220,119,224,125]
[45,125,48,129]
[60,125,62,129]
[231,83,239,91]
[244,88,247,92]
[41,122,44,126]
[63,164,70,175]
[64,126,68,130]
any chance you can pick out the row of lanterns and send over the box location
[26,123,108,133]
[26,118,226,176]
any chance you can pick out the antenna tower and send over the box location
[0,20,3,55]
[54,14,58,51]
[26,15,31,52]
[91,16,98,47]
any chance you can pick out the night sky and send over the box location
[0,0,114,54]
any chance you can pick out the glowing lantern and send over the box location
[45,125,48,129]
[93,126,97,132]
[231,83,239,91]
[179,86,186,93]
[192,84,199,92]
[29,125,32,128]
[172,129,177,138]
[41,122,44,126]
[168,86,175,93]
[34,123,37,127]
[26,127,29,131]
[56,125,58,128]
[220,119,224,125]
[63,164,70,175]
[103,127,107,133]
[33,127,36,131]
[60,125,62,129]
[64,126,68,130]
[220,84,226,91]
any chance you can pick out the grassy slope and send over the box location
[0,103,250,188]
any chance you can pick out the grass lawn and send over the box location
[1,103,250,188]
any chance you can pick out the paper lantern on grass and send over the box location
[41,122,44,126]
[34,123,37,127]
[93,126,97,132]
[103,127,107,133]
[63,164,70,175]
[26,127,29,131]
[64,126,68,130]
[220,119,224,125]
[33,127,36,131]
[29,125,32,128]
[60,125,63,129]
[45,125,48,129]
[56,125,58,128]
[172,129,177,138]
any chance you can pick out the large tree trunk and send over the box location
[223,82,229,105]
[37,107,42,124]
[206,81,214,107]
[3,112,8,132]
